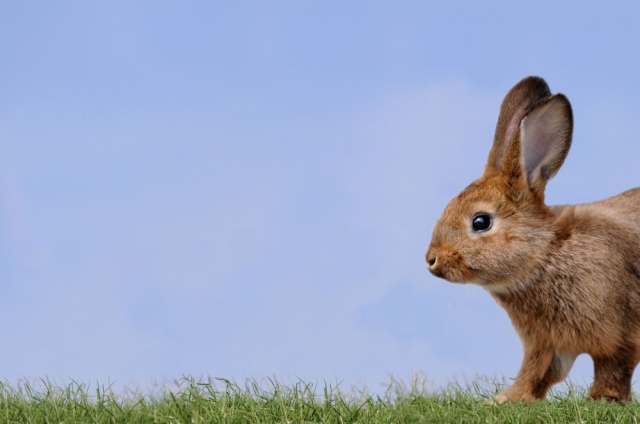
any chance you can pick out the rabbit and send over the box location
[425,76,640,404]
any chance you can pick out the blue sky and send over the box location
[2,1,640,393]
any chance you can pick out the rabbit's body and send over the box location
[426,77,640,403]
[495,188,640,352]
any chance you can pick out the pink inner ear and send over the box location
[500,103,531,167]
[521,102,569,184]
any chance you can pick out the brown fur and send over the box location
[426,76,640,403]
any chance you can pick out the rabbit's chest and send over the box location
[493,286,618,351]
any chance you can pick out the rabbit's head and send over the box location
[426,77,573,290]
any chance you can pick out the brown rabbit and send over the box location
[426,76,640,403]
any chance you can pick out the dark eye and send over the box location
[472,213,492,232]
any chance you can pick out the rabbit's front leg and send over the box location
[590,349,635,403]
[494,348,576,404]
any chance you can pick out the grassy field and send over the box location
[0,376,639,423]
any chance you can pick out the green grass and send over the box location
[0,376,639,423]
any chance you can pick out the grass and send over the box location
[0,376,639,423]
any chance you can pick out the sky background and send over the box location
[3,1,640,394]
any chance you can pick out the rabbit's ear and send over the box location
[501,94,573,198]
[518,94,573,192]
[486,77,551,172]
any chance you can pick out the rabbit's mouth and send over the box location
[432,267,476,284]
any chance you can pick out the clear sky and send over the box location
[3,1,640,393]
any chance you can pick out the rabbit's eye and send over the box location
[472,213,492,232]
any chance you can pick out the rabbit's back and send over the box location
[592,187,640,222]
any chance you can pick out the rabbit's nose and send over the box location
[425,250,437,269]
